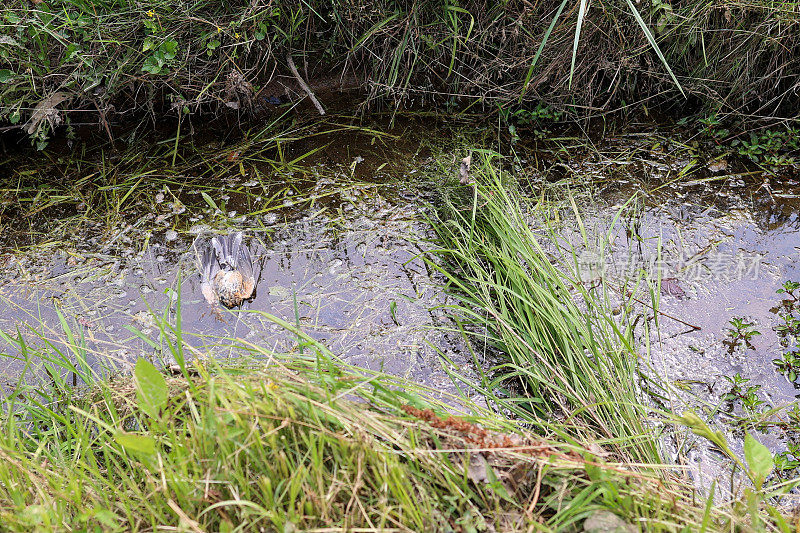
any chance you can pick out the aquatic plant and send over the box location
[773,352,800,384]
[733,126,800,168]
[721,373,767,415]
[427,152,800,527]
[777,281,800,302]
[774,443,800,480]
[726,317,761,349]
[428,151,660,465]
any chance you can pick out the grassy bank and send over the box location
[0,312,762,532]
[2,0,799,144]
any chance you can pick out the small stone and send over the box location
[583,510,637,533]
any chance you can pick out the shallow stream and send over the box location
[1,117,798,494]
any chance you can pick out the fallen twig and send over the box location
[287,55,325,115]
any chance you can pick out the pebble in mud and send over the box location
[189,224,212,235]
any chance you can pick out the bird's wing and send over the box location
[237,238,255,282]
[197,239,220,284]
[211,236,226,267]
[195,238,220,304]
[212,232,244,269]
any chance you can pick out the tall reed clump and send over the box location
[0,310,731,532]
[428,152,661,467]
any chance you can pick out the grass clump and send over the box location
[429,152,658,465]
[426,152,800,527]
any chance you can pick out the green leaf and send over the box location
[142,56,162,74]
[114,432,156,455]
[584,460,606,482]
[0,69,15,83]
[675,411,741,468]
[483,460,515,503]
[201,191,220,211]
[134,358,167,418]
[65,43,82,61]
[744,433,773,489]
[161,39,178,60]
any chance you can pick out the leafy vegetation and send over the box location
[2,0,799,143]
[726,317,761,349]
[773,281,800,388]
[722,373,766,416]
[0,308,747,532]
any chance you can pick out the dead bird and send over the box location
[196,232,256,308]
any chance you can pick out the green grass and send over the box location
[428,152,660,465]
[0,306,740,532]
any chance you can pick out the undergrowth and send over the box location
[2,0,799,143]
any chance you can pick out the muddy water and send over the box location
[589,176,800,405]
[0,126,469,399]
[556,146,800,493]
